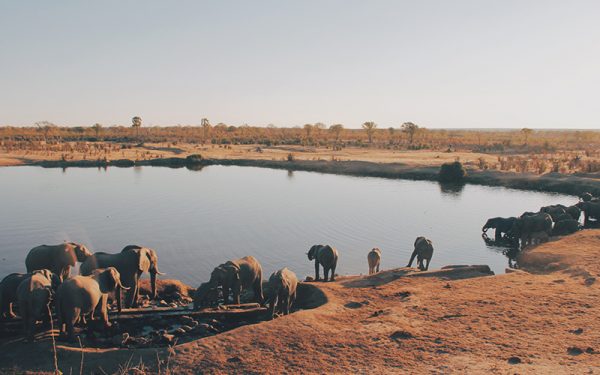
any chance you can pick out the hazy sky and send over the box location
[1,1,599,129]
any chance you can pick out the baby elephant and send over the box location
[55,267,128,342]
[16,269,61,342]
[307,245,339,282]
[367,248,381,275]
[407,237,434,271]
[267,268,298,319]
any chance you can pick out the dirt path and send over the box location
[1,231,599,374]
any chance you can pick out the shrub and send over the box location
[287,153,295,161]
[439,161,467,182]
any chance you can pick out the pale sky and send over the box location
[1,1,599,129]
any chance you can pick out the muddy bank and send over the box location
[31,157,600,196]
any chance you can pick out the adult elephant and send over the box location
[576,201,600,226]
[307,245,339,282]
[407,237,434,271]
[267,268,298,319]
[540,205,567,222]
[193,256,264,308]
[510,213,552,247]
[16,269,61,342]
[482,217,517,240]
[25,242,93,281]
[56,267,128,342]
[80,245,163,308]
[553,219,581,236]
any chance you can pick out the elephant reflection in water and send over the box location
[481,233,520,269]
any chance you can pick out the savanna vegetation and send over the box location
[2,119,600,174]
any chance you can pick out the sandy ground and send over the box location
[1,230,600,374]
[0,142,499,168]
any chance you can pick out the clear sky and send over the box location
[1,1,599,129]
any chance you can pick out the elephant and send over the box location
[540,205,567,221]
[0,273,30,319]
[367,248,381,275]
[564,205,582,221]
[25,242,92,281]
[482,217,517,240]
[307,245,339,282]
[509,213,553,247]
[407,237,434,271]
[553,219,581,236]
[80,245,163,308]
[56,267,128,342]
[520,211,539,218]
[266,268,298,319]
[579,192,598,202]
[554,213,574,223]
[16,269,61,342]
[576,201,600,226]
[193,282,219,308]
[193,256,264,308]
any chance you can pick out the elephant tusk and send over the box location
[155,271,166,276]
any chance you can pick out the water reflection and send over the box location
[287,170,294,179]
[438,182,465,198]
[481,233,520,269]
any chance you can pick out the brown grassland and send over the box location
[1,125,600,373]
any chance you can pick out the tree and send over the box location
[402,122,419,144]
[132,116,142,138]
[303,124,313,144]
[362,121,377,144]
[201,118,211,143]
[35,121,56,142]
[521,128,533,145]
[388,127,395,143]
[91,123,103,138]
[329,124,344,144]
[313,122,326,145]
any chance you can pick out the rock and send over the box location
[180,316,196,326]
[344,301,363,309]
[158,300,169,307]
[180,325,193,333]
[305,276,315,282]
[586,347,596,354]
[569,328,584,335]
[584,277,596,286]
[171,328,186,335]
[507,356,521,364]
[227,357,242,363]
[390,330,413,341]
[567,347,583,355]
[169,302,178,308]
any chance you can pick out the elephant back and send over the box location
[236,256,263,287]
[79,252,120,276]
[317,245,338,267]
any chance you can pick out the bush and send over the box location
[287,153,295,162]
[439,161,467,182]
[186,154,203,163]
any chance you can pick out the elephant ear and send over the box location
[224,262,241,281]
[98,268,117,293]
[61,244,77,267]
[138,248,151,273]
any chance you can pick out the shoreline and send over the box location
[9,156,600,196]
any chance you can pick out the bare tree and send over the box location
[35,121,56,142]
[362,121,377,144]
[201,118,211,144]
[401,122,419,144]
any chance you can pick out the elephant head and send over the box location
[307,245,321,261]
[69,242,93,263]
[93,267,129,312]
[121,246,164,299]
[482,218,497,232]
[193,262,241,307]
[579,192,593,202]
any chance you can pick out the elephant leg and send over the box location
[407,250,418,268]
[232,290,241,305]
[132,273,141,308]
[495,230,502,241]
[222,286,230,305]
[66,310,79,342]
[283,292,290,315]
[100,295,111,328]
[323,267,330,282]
[314,261,320,281]
[7,302,16,319]
[376,264,380,273]
[253,280,264,305]
[330,265,336,281]
[124,275,138,308]
[269,294,278,319]
[425,258,431,271]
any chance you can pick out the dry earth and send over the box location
[1,231,600,374]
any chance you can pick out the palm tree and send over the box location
[521,128,533,145]
[362,121,377,144]
[91,123,103,139]
[132,116,142,139]
[401,122,419,144]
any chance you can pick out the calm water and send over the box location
[0,165,575,285]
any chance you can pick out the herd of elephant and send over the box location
[482,191,600,247]
[0,237,435,343]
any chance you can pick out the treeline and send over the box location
[1,121,600,153]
